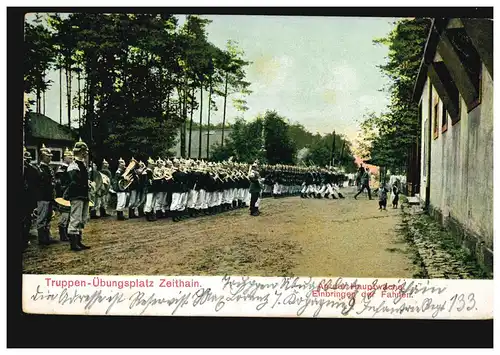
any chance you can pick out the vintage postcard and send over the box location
[19,9,493,323]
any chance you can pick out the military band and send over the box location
[22,139,348,252]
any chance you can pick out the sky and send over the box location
[28,14,397,142]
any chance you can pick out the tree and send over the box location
[215,40,252,147]
[359,18,431,171]
[25,13,253,166]
[24,14,55,114]
[262,110,296,164]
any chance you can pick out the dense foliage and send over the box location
[359,18,431,173]
[24,13,252,164]
[211,110,357,172]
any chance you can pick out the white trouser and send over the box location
[273,183,280,195]
[154,192,165,211]
[162,192,170,211]
[195,189,207,209]
[171,192,188,211]
[128,190,138,209]
[187,189,198,209]
[170,192,182,211]
[144,192,156,213]
[116,192,128,212]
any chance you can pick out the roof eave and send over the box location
[412,18,450,103]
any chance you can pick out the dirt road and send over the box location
[23,188,416,277]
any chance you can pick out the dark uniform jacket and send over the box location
[37,162,55,201]
[248,171,262,194]
[65,159,89,201]
[113,168,127,192]
[24,161,40,212]
[144,168,154,193]
[55,163,70,198]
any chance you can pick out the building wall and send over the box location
[419,63,493,255]
[25,139,74,164]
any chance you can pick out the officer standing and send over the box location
[65,139,91,252]
[36,144,58,246]
[248,162,262,216]
[54,148,74,241]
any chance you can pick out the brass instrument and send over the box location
[154,166,174,181]
[118,158,138,190]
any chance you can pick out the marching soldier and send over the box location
[36,144,58,245]
[65,139,92,251]
[154,158,167,219]
[22,147,38,250]
[114,157,128,220]
[127,157,140,219]
[133,161,147,218]
[54,148,73,241]
[143,157,157,221]
[98,159,112,217]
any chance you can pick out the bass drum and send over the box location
[54,197,71,213]
[54,197,94,213]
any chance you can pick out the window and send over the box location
[433,102,439,140]
[51,149,62,162]
[442,105,448,133]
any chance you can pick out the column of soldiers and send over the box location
[101,159,349,223]
[22,141,349,251]
[106,157,254,222]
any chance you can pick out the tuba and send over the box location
[118,158,138,190]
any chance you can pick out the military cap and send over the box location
[73,138,89,153]
[118,157,125,164]
[64,147,74,157]
[147,157,155,165]
[40,143,53,157]
[102,158,109,165]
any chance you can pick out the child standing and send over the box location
[378,184,388,210]
[391,183,400,209]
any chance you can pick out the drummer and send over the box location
[54,147,74,241]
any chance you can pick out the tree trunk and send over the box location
[180,78,188,158]
[177,98,182,157]
[221,72,228,147]
[206,77,212,159]
[66,64,72,128]
[78,69,81,128]
[188,87,195,158]
[198,80,203,159]
[36,87,41,114]
[59,66,63,124]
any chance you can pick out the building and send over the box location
[24,113,78,164]
[171,128,233,159]
[412,18,493,271]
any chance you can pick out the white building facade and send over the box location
[414,18,493,272]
